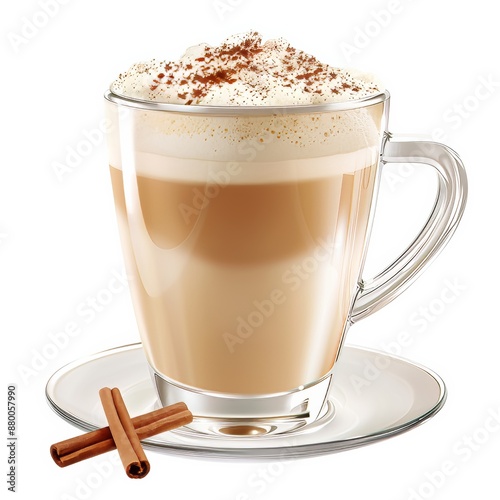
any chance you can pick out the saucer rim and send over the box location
[45,342,447,459]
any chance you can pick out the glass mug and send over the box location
[104,90,467,436]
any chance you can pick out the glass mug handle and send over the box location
[350,133,468,323]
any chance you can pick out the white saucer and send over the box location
[46,343,446,458]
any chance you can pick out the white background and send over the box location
[2,0,499,498]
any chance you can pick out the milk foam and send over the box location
[106,102,384,168]
[111,32,382,105]
[107,32,385,168]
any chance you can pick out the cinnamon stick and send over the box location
[99,387,149,478]
[50,399,192,471]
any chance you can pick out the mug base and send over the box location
[151,369,335,437]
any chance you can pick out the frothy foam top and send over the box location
[111,32,382,105]
[107,33,386,166]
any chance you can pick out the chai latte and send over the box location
[107,32,384,394]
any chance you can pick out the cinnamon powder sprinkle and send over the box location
[111,32,382,105]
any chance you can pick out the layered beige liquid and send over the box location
[110,148,378,394]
